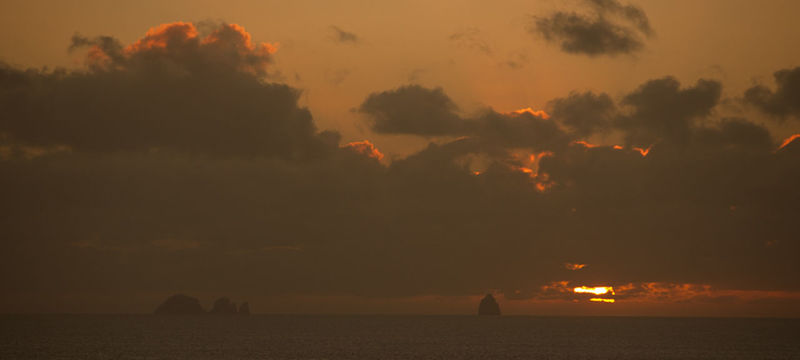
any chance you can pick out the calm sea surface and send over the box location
[1,315,798,359]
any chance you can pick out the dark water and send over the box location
[1,315,798,359]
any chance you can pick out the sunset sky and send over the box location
[1,0,799,316]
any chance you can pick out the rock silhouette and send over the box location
[238,302,250,315]
[210,297,239,315]
[154,294,206,315]
[154,294,250,315]
[478,294,501,316]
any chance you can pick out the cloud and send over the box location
[448,27,492,55]
[356,76,798,299]
[547,91,616,137]
[325,68,351,86]
[0,22,335,159]
[329,26,360,44]
[343,140,384,161]
[71,22,278,76]
[616,77,722,146]
[0,22,799,313]
[359,85,571,153]
[503,53,529,70]
[744,66,800,120]
[531,0,654,56]
[358,85,464,136]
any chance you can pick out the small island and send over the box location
[154,294,251,315]
[478,294,501,316]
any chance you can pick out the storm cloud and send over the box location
[531,0,654,56]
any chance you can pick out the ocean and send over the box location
[1,315,798,359]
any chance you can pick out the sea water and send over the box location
[1,315,798,359]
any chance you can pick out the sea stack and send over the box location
[478,294,501,316]
[209,297,239,315]
[154,294,206,315]
[238,302,250,315]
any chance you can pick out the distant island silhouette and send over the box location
[478,294,501,316]
[155,294,250,315]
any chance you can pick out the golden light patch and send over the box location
[564,263,586,271]
[574,286,615,295]
[512,107,550,119]
[590,298,615,303]
[513,166,534,174]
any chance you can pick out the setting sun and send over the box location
[574,286,615,296]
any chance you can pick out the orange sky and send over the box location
[3,0,800,157]
[1,0,800,316]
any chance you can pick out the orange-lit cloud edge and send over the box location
[779,133,800,150]
[343,140,384,161]
[80,21,279,75]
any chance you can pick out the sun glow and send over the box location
[590,298,615,303]
[574,286,615,295]
[512,107,550,119]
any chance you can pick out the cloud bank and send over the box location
[1,22,798,314]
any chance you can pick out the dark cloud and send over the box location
[358,85,464,136]
[359,85,571,151]
[354,77,798,300]
[616,77,722,147]
[744,66,800,120]
[329,26,360,44]
[531,0,654,56]
[0,22,335,159]
[469,109,570,152]
[0,21,799,313]
[548,91,616,137]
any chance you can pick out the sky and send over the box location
[0,0,799,316]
